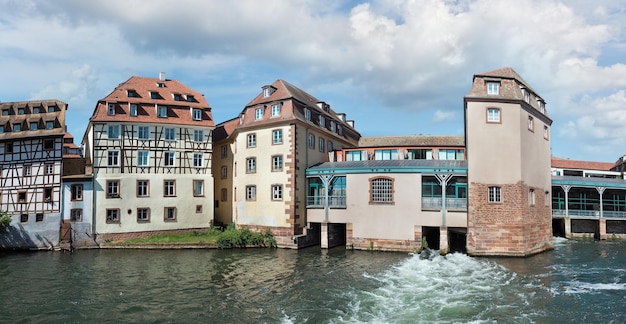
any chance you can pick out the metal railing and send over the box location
[306,195,346,208]
[421,197,467,211]
[552,209,626,219]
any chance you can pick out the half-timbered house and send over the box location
[82,73,215,240]
[0,99,67,249]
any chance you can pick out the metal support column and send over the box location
[434,174,452,226]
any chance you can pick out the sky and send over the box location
[1,0,625,163]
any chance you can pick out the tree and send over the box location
[0,211,11,233]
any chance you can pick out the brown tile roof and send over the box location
[213,117,240,142]
[551,157,614,171]
[89,76,214,127]
[358,135,465,148]
[474,67,536,93]
[0,99,67,140]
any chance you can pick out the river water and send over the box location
[1,237,625,323]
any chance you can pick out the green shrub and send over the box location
[216,224,276,249]
[0,211,11,233]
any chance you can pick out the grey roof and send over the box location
[358,135,465,147]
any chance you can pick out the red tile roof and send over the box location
[551,157,614,171]
[89,76,214,127]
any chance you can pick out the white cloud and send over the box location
[432,110,455,123]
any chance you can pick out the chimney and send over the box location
[159,72,166,81]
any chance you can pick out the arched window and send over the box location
[369,177,394,204]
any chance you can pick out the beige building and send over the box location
[213,79,360,247]
[464,67,553,256]
[82,73,215,240]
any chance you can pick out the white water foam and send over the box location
[331,252,537,323]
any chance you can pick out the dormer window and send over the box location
[46,121,54,129]
[17,108,24,115]
[158,106,168,118]
[522,88,530,103]
[157,83,165,88]
[537,99,545,114]
[150,91,160,99]
[130,104,138,117]
[319,115,325,128]
[192,109,202,121]
[47,106,55,113]
[255,107,264,120]
[337,125,343,136]
[107,104,116,116]
[187,95,195,102]
[173,93,183,101]
[2,109,8,116]
[330,121,336,132]
[30,122,38,131]
[33,107,40,114]
[271,104,281,117]
[0,126,4,133]
[487,82,499,95]
[13,124,21,132]
[127,90,138,97]
[263,87,271,98]
[305,108,311,121]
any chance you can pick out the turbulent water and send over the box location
[1,238,625,323]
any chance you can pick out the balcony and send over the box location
[421,197,467,211]
[552,209,626,220]
[306,195,346,208]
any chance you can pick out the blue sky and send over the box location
[1,0,625,163]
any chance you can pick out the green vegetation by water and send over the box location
[0,211,11,232]
[121,224,277,248]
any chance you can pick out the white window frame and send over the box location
[193,153,203,167]
[164,180,176,197]
[528,116,534,131]
[319,138,325,152]
[108,125,120,139]
[487,108,500,123]
[138,126,150,139]
[193,109,202,121]
[272,129,282,144]
[107,104,115,116]
[193,180,204,197]
[164,127,176,140]
[305,108,311,121]
[272,184,283,201]
[246,157,256,173]
[137,180,149,197]
[130,104,138,117]
[488,186,502,203]
[246,185,256,201]
[255,108,264,120]
[271,104,281,117]
[487,82,499,95]
[158,105,168,118]
[247,133,256,148]
[193,129,204,142]
[272,155,283,171]
[137,151,149,167]
[107,150,120,167]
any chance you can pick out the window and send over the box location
[1,109,8,116]
[46,121,54,129]
[263,87,271,98]
[193,109,202,121]
[247,133,256,147]
[246,185,256,201]
[108,125,120,139]
[164,127,176,140]
[0,126,4,133]
[33,107,40,114]
[487,82,499,95]
[330,121,336,132]
[127,90,138,97]
[346,151,363,161]
[272,130,282,144]
[30,122,38,131]
[164,180,176,197]
[107,180,120,198]
[45,163,54,175]
[107,104,115,116]
[308,134,315,149]
[164,207,177,221]
[271,104,281,117]
[221,188,227,202]
[305,108,311,121]
[193,180,204,197]
[255,108,264,120]
[106,209,120,223]
[538,100,546,114]
[71,184,83,201]
[374,149,398,160]
[337,125,343,135]
[544,126,549,140]
[327,141,333,152]
[151,91,160,99]
[487,108,500,123]
[438,149,465,161]
[44,139,54,150]
[407,149,432,160]
[488,186,501,203]
[5,142,13,153]
[528,116,534,131]
[545,191,550,206]
[47,106,55,113]
[107,150,120,166]
[36,213,43,222]
[221,166,228,179]
[319,138,325,152]
[44,188,52,202]
[18,191,26,203]
[20,214,28,223]
[196,205,203,213]
[137,180,149,197]
[187,95,195,102]
[529,189,535,206]
[13,124,21,132]
[130,104,138,116]
[523,89,530,103]
[137,151,149,167]
[193,129,204,142]
[137,208,150,222]
[138,126,150,139]
[157,106,167,117]
[370,177,394,204]
[70,209,83,222]
[246,157,256,173]
[193,153,203,167]
[319,115,325,128]
[221,145,227,158]
[174,93,183,101]
[164,152,175,166]
[272,155,283,171]
[24,165,31,176]
[272,184,283,200]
